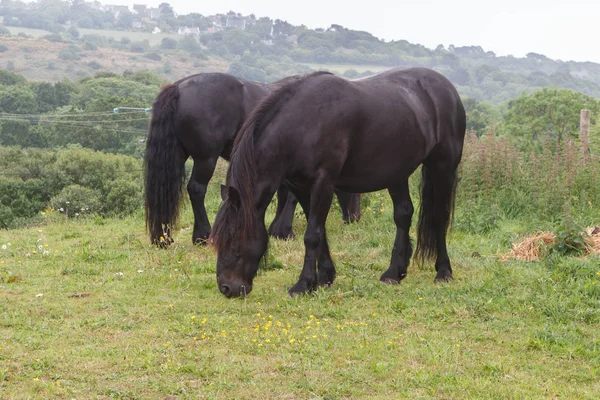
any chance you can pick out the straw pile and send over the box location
[501,226,600,262]
[501,232,556,262]
[585,226,600,256]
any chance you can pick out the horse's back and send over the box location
[264,67,465,192]
[174,73,268,159]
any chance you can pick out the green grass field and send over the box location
[1,169,599,399]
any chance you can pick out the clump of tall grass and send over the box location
[455,131,599,234]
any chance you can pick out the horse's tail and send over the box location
[415,165,458,263]
[144,83,187,246]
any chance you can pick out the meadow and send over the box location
[2,135,600,399]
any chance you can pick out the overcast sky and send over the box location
[99,0,600,63]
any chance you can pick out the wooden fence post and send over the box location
[580,109,590,163]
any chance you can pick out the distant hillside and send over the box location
[0,33,227,83]
[1,2,600,103]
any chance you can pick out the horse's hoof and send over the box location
[269,230,295,240]
[380,278,400,285]
[317,270,335,287]
[288,281,315,296]
[193,238,209,246]
[434,275,454,283]
[153,238,172,249]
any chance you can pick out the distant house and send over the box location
[152,27,161,34]
[178,26,201,36]
[226,16,246,30]
[149,8,161,21]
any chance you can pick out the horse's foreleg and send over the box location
[289,178,334,296]
[188,157,218,245]
[268,185,297,240]
[380,181,414,284]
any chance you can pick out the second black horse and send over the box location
[144,72,361,246]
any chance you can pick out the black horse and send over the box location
[144,72,361,246]
[211,67,466,298]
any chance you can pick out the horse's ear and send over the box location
[220,184,228,201]
[227,186,241,209]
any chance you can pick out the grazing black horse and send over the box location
[211,67,466,298]
[144,72,361,246]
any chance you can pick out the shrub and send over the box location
[50,185,102,218]
[88,61,102,70]
[0,44,7,53]
[43,33,64,43]
[68,26,80,39]
[144,52,162,61]
[0,206,15,229]
[160,37,178,49]
[83,41,98,51]
[59,45,82,61]
[105,179,142,216]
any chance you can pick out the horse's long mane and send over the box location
[210,71,333,250]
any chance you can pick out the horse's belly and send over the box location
[336,156,420,193]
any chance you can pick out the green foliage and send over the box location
[0,70,26,86]
[143,51,161,61]
[42,33,64,42]
[0,147,143,227]
[228,62,266,82]
[104,178,143,216]
[70,75,159,109]
[456,133,600,234]
[0,85,37,114]
[463,97,500,137]
[0,120,48,148]
[552,226,588,257]
[88,61,102,70]
[162,60,172,74]
[177,35,200,52]
[498,88,600,149]
[67,25,80,39]
[160,37,177,50]
[83,40,98,51]
[50,184,102,217]
[59,45,82,60]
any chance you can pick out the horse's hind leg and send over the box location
[268,185,297,240]
[380,181,414,284]
[418,161,458,282]
[431,166,456,282]
[188,157,218,245]
[335,190,361,223]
